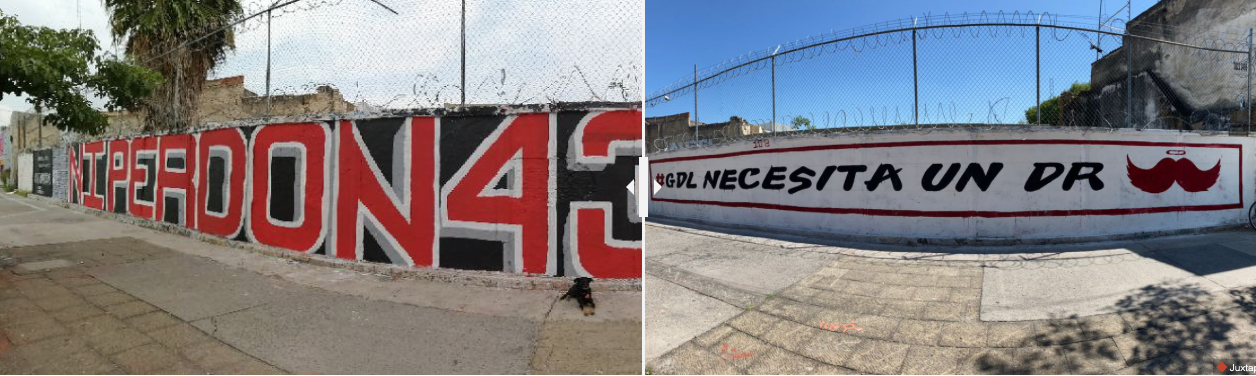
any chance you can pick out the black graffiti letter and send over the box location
[865,164,903,191]
[1024,163,1064,192]
[922,164,960,191]
[684,172,698,188]
[738,168,761,189]
[788,167,816,194]
[956,163,1004,192]
[836,165,867,191]
[666,173,675,188]
[704,170,719,189]
[719,169,738,190]
[762,166,788,190]
[815,166,838,191]
[1064,163,1105,191]
[674,172,688,188]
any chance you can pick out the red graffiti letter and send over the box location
[196,128,248,238]
[334,117,436,266]
[80,141,106,210]
[442,114,551,274]
[249,123,328,252]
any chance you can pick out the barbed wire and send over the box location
[645,11,1252,153]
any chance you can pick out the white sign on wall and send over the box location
[649,133,1251,239]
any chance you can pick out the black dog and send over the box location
[560,277,595,316]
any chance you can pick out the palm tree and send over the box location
[104,0,243,132]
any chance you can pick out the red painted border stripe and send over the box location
[650,139,1242,164]
[651,198,1242,218]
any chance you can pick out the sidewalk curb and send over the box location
[18,193,640,291]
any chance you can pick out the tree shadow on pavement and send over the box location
[974,283,1256,374]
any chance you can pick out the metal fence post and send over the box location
[1248,28,1253,134]
[1036,24,1041,125]
[460,0,466,106]
[771,55,776,133]
[912,27,919,126]
[1125,33,1133,128]
[693,64,699,142]
[265,7,272,115]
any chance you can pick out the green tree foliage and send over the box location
[105,0,242,131]
[0,12,162,135]
[1026,82,1091,125]
[791,115,815,130]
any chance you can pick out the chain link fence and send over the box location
[645,12,1253,153]
[103,0,641,133]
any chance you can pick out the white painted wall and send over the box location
[16,153,33,192]
[648,127,1256,241]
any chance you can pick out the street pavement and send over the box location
[644,216,1256,374]
[0,192,641,374]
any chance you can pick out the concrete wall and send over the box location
[16,153,32,192]
[649,126,1255,242]
[1084,0,1256,129]
[645,113,766,153]
[66,106,642,278]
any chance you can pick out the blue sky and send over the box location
[645,0,1160,127]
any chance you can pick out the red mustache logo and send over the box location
[1126,155,1220,193]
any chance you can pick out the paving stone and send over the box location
[103,300,158,319]
[923,302,970,322]
[844,281,886,297]
[901,345,977,374]
[745,346,855,375]
[124,311,183,333]
[72,283,120,296]
[987,321,1037,348]
[147,323,213,350]
[84,327,154,355]
[845,338,911,374]
[763,299,821,323]
[8,335,92,370]
[1074,314,1127,340]
[842,314,900,340]
[648,343,741,375]
[179,340,255,370]
[798,331,862,367]
[693,325,736,348]
[912,286,951,302]
[32,294,87,312]
[3,316,70,345]
[1111,331,1183,365]
[707,331,774,369]
[0,299,45,326]
[879,299,929,319]
[67,314,128,337]
[892,319,946,345]
[50,303,106,323]
[155,360,204,375]
[760,320,822,353]
[727,311,782,337]
[938,322,988,348]
[20,284,75,300]
[946,288,982,303]
[935,276,972,288]
[110,343,185,374]
[84,291,134,307]
[838,295,886,315]
[875,286,918,300]
[217,357,286,374]
[14,260,75,274]
[1059,338,1125,374]
[52,276,98,288]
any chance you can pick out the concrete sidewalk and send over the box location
[0,193,641,374]
[644,217,1256,374]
